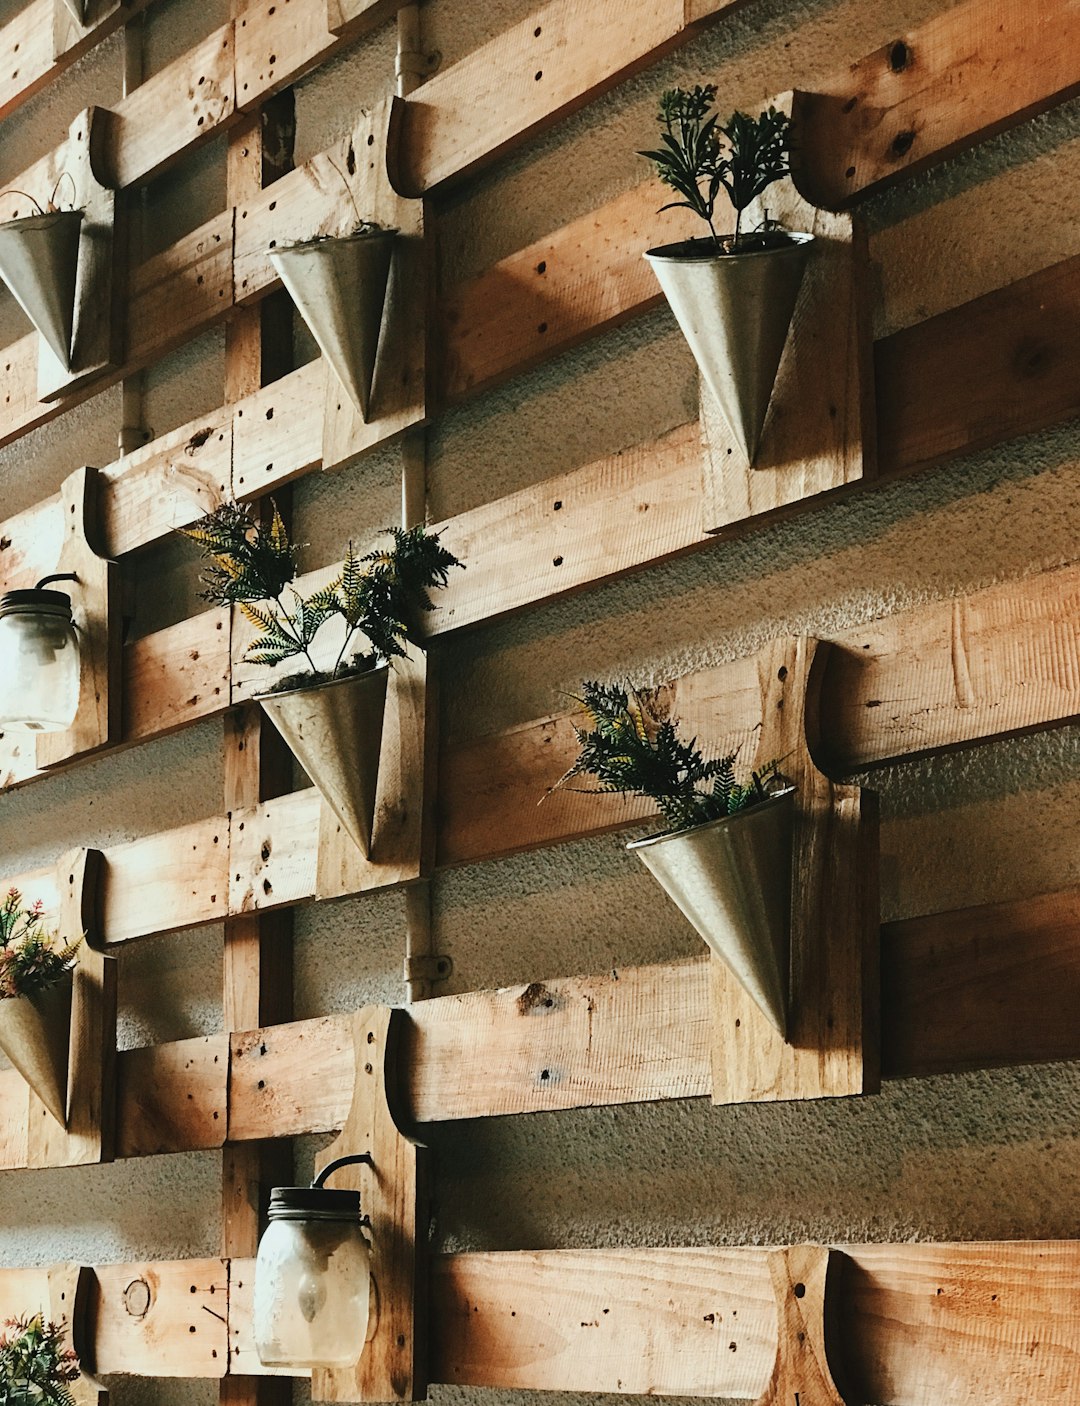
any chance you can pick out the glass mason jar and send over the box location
[254,1172,371,1369]
[0,582,80,733]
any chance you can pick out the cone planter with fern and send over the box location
[257,665,389,859]
[645,232,813,466]
[0,967,72,1125]
[269,226,397,422]
[626,787,795,1035]
[0,209,83,370]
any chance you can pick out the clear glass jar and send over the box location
[254,1181,371,1369]
[0,586,79,733]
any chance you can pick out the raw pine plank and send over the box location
[842,1241,1080,1405]
[103,817,229,943]
[432,1248,775,1397]
[93,1259,229,1375]
[404,957,711,1122]
[127,212,235,367]
[795,0,1080,209]
[881,889,1080,1077]
[116,1035,228,1157]
[0,880,1075,1168]
[875,252,1080,475]
[233,0,395,109]
[393,0,725,194]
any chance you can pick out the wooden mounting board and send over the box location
[0,1264,106,1404]
[0,880,1077,1170]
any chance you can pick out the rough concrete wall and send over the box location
[0,2,1078,1405]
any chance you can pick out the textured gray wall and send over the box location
[0,1,1079,1405]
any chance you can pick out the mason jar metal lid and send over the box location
[268,1185,362,1221]
[0,588,73,619]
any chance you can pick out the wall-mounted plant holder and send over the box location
[305,1006,426,1403]
[319,99,427,473]
[29,466,121,771]
[52,0,126,69]
[258,666,390,864]
[0,108,119,403]
[0,1263,107,1406]
[0,848,118,1169]
[754,1245,855,1405]
[691,93,873,533]
[708,636,878,1105]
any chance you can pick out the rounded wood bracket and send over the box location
[710,636,880,1104]
[35,466,121,772]
[311,1005,428,1403]
[755,1245,856,1406]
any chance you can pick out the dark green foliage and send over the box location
[639,88,792,249]
[0,891,80,1001]
[552,680,784,833]
[181,502,464,682]
[0,1316,80,1405]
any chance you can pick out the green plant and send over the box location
[639,86,791,251]
[550,680,785,833]
[182,501,463,687]
[0,1315,80,1406]
[0,890,81,1001]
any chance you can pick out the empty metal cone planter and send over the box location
[257,667,389,858]
[645,234,813,465]
[0,970,73,1125]
[270,228,397,422]
[626,788,795,1034]
[0,209,83,370]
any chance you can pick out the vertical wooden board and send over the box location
[36,468,121,770]
[700,177,873,533]
[229,787,322,915]
[431,1248,776,1397]
[0,1069,29,1169]
[228,1258,301,1378]
[311,1008,426,1403]
[755,1247,851,1406]
[93,1259,229,1376]
[710,639,877,1105]
[116,1035,229,1157]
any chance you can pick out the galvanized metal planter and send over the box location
[644,233,813,466]
[257,666,389,859]
[0,969,73,1125]
[0,209,84,370]
[270,227,397,422]
[626,787,795,1035]
[59,0,85,20]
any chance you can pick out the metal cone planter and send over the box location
[0,209,83,370]
[257,666,389,858]
[645,233,813,466]
[626,788,795,1034]
[269,227,397,422]
[59,0,85,20]
[0,969,73,1125]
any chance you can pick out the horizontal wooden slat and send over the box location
[794,0,1080,210]
[393,0,729,194]
[4,1242,1077,1402]
[433,1242,1080,1403]
[0,881,1077,1170]
[438,565,1080,865]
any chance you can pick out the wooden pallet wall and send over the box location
[0,0,1077,1400]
